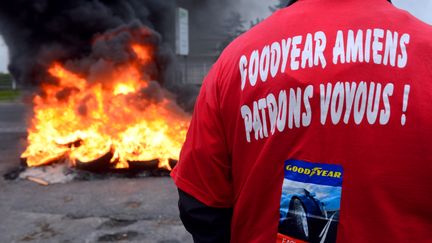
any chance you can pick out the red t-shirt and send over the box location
[172,0,432,242]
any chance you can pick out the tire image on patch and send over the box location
[277,160,344,243]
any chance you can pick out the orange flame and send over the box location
[21,42,190,171]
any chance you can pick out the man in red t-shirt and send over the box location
[172,0,432,242]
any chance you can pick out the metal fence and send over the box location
[0,74,16,90]
[187,62,212,84]
[177,61,213,85]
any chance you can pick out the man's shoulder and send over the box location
[221,4,432,60]
[392,8,432,62]
[388,5,432,40]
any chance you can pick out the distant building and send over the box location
[161,1,227,85]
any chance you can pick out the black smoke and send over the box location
[0,0,239,111]
[0,0,182,87]
[0,0,237,85]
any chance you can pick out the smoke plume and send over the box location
[0,0,180,86]
[0,0,237,87]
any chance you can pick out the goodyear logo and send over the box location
[284,160,343,186]
[286,165,342,178]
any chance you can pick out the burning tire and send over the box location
[169,159,178,169]
[75,150,113,172]
[128,159,159,171]
[17,25,191,174]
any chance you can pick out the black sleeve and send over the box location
[178,189,233,243]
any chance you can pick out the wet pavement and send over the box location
[0,102,192,243]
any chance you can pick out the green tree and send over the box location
[217,12,246,54]
[217,13,266,57]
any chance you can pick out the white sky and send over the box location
[393,0,432,24]
[0,0,431,73]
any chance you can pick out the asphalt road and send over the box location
[0,102,193,243]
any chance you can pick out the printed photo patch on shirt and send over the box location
[277,160,344,243]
